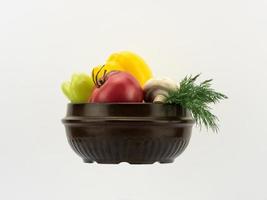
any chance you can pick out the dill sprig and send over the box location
[165,74,227,132]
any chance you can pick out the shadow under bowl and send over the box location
[62,103,194,164]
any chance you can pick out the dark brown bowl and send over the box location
[62,103,194,164]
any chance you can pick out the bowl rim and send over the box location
[68,102,167,105]
[62,103,195,125]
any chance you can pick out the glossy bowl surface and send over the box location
[62,103,194,164]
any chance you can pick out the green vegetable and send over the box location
[61,73,94,103]
[165,74,227,132]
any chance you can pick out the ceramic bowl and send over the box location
[62,103,194,164]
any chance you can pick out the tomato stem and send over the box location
[93,65,106,88]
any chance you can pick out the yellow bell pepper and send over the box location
[92,51,153,87]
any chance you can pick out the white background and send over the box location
[0,0,267,199]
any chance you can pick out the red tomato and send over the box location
[90,71,143,103]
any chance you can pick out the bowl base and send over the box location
[83,159,94,163]
[83,159,174,164]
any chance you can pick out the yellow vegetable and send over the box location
[92,51,153,87]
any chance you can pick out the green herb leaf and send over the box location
[165,74,227,132]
